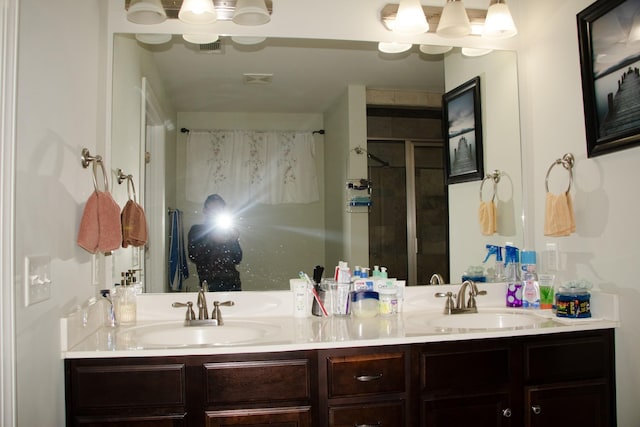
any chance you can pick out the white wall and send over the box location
[517,1,640,425]
[14,0,106,425]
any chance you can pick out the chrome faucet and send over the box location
[211,300,235,325]
[454,280,487,312]
[429,273,445,285]
[435,280,486,315]
[197,282,209,320]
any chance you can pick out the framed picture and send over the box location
[578,0,640,157]
[442,76,484,184]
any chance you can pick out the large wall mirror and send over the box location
[110,33,523,292]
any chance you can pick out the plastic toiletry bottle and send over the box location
[114,272,137,325]
[521,251,540,309]
[483,244,505,282]
[504,245,522,307]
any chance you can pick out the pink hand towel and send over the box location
[77,192,100,253]
[121,199,148,248]
[97,191,123,253]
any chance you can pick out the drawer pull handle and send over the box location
[502,408,512,418]
[354,374,383,382]
[354,423,382,427]
[532,405,542,415]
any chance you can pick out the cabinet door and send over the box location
[422,392,512,427]
[525,381,609,427]
[204,406,311,427]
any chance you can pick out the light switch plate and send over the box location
[24,255,52,307]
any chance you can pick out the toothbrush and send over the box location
[300,271,328,317]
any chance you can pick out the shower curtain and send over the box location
[185,130,319,206]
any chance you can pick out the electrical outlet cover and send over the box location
[24,255,52,307]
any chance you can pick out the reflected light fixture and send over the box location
[461,47,493,57]
[378,41,413,54]
[419,44,453,55]
[232,0,271,26]
[179,0,218,25]
[127,0,167,24]
[135,33,172,44]
[231,35,267,45]
[436,0,471,38]
[183,33,219,44]
[483,0,517,39]
[394,0,429,35]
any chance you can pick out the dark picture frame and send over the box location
[442,76,484,184]
[578,0,640,157]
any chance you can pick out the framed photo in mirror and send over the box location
[442,76,484,184]
[578,0,640,158]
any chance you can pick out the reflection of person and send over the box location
[188,194,242,291]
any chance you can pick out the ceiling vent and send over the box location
[199,40,223,52]
[243,73,274,84]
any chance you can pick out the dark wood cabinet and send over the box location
[65,329,616,427]
[318,346,410,426]
[413,329,616,426]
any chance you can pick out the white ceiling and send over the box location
[135,35,446,113]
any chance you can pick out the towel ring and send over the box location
[117,169,137,203]
[81,148,109,192]
[545,153,574,193]
[479,170,501,202]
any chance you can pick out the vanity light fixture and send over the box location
[461,47,493,57]
[127,0,167,24]
[178,0,218,24]
[231,35,267,45]
[436,0,471,38]
[232,0,271,26]
[393,0,429,34]
[483,0,517,39]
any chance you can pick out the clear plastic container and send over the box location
[378,287,398,316]
[350,291,379,318]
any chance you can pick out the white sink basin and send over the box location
[122,320,281,347]
[429,311,543,330]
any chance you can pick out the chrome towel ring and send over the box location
[545,153,574,193]
[479,170,501,202]
[117,168,137,203]
[81,148,108,192]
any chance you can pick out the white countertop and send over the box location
[61,283,619,359]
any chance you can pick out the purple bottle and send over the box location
[504,245,522,307]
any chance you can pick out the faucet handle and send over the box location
[435,292,454,315]
[172,301,196,321]
[211,300,235,325]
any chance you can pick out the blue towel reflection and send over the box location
[168,209,189,291]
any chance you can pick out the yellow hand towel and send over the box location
[478,200,497,235]
[544,192,575,237]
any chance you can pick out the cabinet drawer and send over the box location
[203,359,311,405]
[524,331,613,384]
[326,352,406,398]
[67,360,186,410]
[329,401,405,427]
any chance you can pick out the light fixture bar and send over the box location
[125,0,273,21]
[380,3,486,34]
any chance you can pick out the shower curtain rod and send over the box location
[180,127,325,134]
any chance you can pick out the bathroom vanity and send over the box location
[62,286,618,427]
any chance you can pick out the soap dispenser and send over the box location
[114,272,137,325]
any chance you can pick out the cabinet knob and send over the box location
[532,405,542,415]
[502,408,512,418]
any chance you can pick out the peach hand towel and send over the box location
[544,192,576,237]
[478,200,497,235]
[121,199,148,248]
